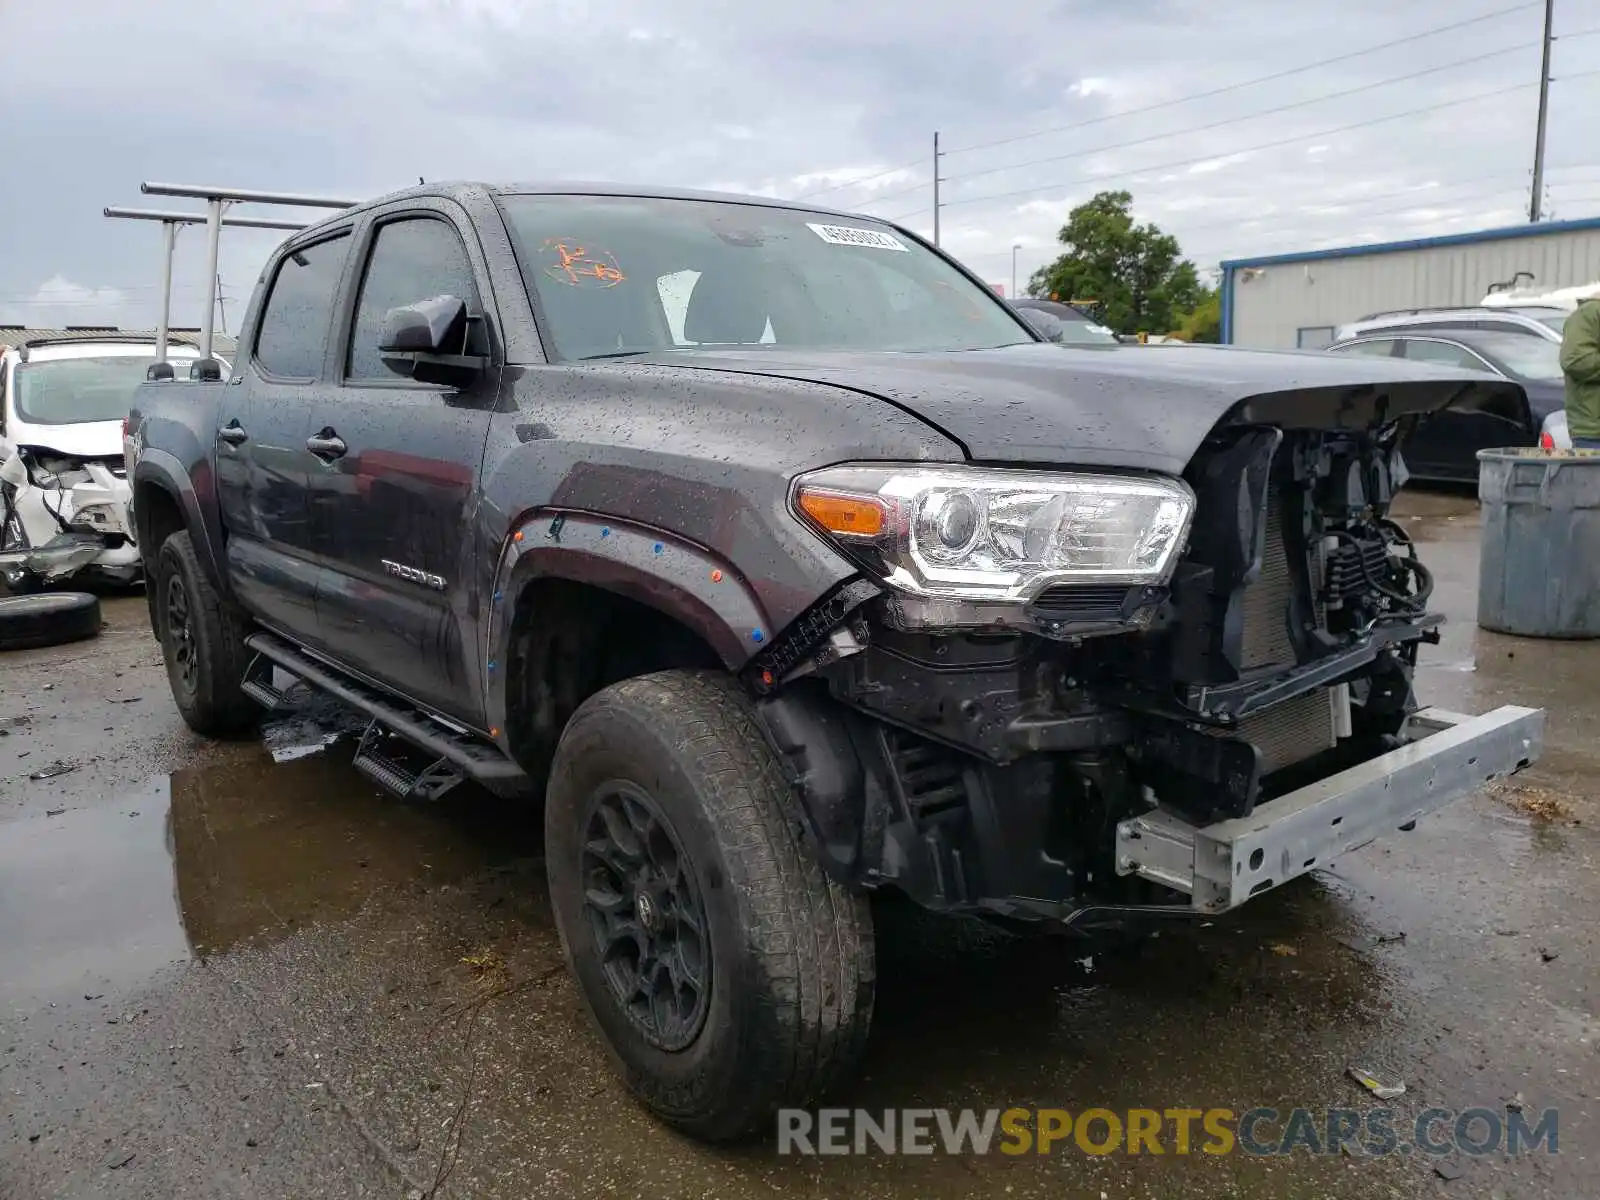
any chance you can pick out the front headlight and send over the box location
[791,464,1195,603]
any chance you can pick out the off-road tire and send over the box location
[154,530,258,736]
[0,592,101,651]
[545,669,875,1142]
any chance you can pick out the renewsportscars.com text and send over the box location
[777,1106,1558,1158]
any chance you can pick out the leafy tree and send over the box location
[1026,191,1203,336]
[1172,287,1221,343]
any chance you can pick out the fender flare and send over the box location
[481,510,772,736]
[131,450,228,594]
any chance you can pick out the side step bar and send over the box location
[243,631,529,800]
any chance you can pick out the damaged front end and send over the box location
[751,385,1544,929]
[0,440,140,589]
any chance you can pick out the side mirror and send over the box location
[378,294,486,387]
[1017,308,1064,342]
[379,294,466,355]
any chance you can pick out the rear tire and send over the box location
[544,669,874,1142]
[154,530,259,736]
[0,592,101,651]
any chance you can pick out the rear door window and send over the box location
[254,234,351,379]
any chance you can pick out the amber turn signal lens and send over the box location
[797,489,887,538]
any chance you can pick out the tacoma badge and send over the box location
[381,559,447,591]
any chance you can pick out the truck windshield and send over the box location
[498,194,1035,361]
[13,355,201,425]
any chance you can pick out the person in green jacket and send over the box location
[1559,295,1600,449]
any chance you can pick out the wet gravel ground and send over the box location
[2,490,1597,1199]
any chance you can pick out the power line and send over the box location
[792,157,928,203]
[960,182,1538,264]
[1183,191,1557,262]
[1181,185,1535,257]
[934,44,1542,199]
[1168,177,1544,238]
[941,160,1600,268]
[960,185,1536,279]
[944,1,1541,160]
[786,2,1542,204]
[876,71,1600,219]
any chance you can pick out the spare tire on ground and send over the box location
[0,592,103,652]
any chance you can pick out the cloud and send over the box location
[1187,151,1255,176]
[0,0,1591,317]
[6,277,132,329]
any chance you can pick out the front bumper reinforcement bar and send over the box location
[1114,705,1544,913]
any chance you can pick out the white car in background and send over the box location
[1335,305,1570,345]
[0,334,217,588]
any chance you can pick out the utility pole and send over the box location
[216,275,232,336]
[1011,244,1020,299]
[1530,0,1554,222]
[932,132,942,247]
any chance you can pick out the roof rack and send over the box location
[104,186,354,364]
[24,332,174,348]
[10,331,211,361]
[1352,305,1492,322]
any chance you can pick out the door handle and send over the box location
[218,421,248,446]
[306,430,348,461]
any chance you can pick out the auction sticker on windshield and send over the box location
[807,223,910,252]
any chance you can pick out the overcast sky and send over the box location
[1,0,1595,328]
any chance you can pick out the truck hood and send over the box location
[626,342,1526,475]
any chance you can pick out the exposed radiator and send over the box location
[1233,688,1340,774]
[1227,488,1341,774]
[1239,489,1297,670]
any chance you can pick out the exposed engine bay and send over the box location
[755,415,1463,925]
[0,440,140,588]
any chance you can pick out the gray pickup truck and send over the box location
[128,181,1542,1141]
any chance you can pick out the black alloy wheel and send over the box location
[165,571,199,696]
[580,781,711,1051]
[543,669,875,1141]
[153,530,259,736]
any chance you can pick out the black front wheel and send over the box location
[545,669,875,1142]
[154,531,259,736]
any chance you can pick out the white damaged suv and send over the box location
[0,333,220,588]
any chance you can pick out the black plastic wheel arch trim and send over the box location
[743,577,881,695]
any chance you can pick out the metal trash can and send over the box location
[1477,448,1600,638]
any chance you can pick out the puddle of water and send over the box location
[0,778,186,1011]
[0,745,540,1011]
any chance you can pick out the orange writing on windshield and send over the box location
[541,238,626,287]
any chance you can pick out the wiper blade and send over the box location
[580,349,656,361]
